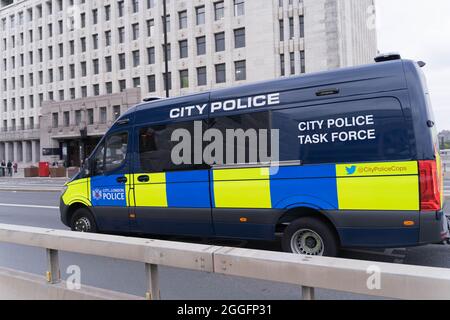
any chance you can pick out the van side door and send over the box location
[132,120,213,236]
[89,128,133,233]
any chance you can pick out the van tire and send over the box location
[70,208,98,233]
[282,217,338,257]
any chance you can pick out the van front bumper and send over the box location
[59,198,70,227]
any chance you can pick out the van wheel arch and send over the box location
[67,203,97,229]
[276,207,341,246]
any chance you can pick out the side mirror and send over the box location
[82,158,91,176]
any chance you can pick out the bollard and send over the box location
[302,286,315,300]
[145,263,161,300]
[46,248,61,284]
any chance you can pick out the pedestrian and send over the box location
[13,162,18,174]
[0,160,4,177]
[7,160,12,177]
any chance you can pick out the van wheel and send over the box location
[71,208,97,233]
[282,217,338,257]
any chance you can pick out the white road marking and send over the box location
[0,203,59,210]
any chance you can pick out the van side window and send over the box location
[272,98,412,164]
[92,132,128,174]
[210,111,272,165]
[138,121,209,173]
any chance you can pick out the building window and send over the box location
[215,63,226,83]
[234,28,245,48]
[81,61,87,77]
[280,54,285,76]
[234,0,245,16]
[106,82,113,94]
[99,107,107,124]
[63,111,70,126]
[299,15,305,38]
[179,40,188,59]
[92,9,98,24]
[300,50,305,73]
[93,84,100,96]
[163,44,171,61]
[75,110,82,125]
[163,72,172,91]
[87,109,94,125]
[80,37,86,52]
[180,70,189,89]
[132,23,139,40]
[147,47,155,64]
[52,113,59,128]
[279,20,284,41]
[133,77,140,88]
[132,0,139,13]
[289,17,294,39]
[235,60,246,81]
[214,1,225,21]
[148,75,156,92]
[132,50,140,67]
[290,52,295,75]
[105,5,111,21]
[105,56,112,72]
[147,19,154,37]
[178,11,187,29]
[196,6,205,25]
[215,32,225,52]
[196,36,206,55]
[92,34,99,50]
[113,105,121,120]
[119,53,126,70]
[162,15,170,33]
[119,79,127,92]
[118,27,125,43]
[197,67,207,86]
[118,1,125,17]
[105,31,112,46]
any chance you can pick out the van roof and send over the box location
[124,59,416,118]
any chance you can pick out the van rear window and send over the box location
[273,97,412,164]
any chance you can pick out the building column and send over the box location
[13,141,19,163]
[5,142,11,162]
[22,141,28,164]
[0,143,5,162]
[31,140,39,164]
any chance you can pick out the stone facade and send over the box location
[0,0,377,166]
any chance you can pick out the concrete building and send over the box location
[0,0,377,167]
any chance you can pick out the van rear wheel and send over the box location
[282,217,338,257]
[70,208,97,233]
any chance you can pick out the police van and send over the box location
[60,55,447,257]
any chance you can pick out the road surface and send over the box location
[0,186,448,300]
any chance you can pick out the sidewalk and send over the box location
[0,176,67,192]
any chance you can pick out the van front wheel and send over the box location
[70,208,97,233]
[282,217,338,257]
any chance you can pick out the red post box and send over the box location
[38,162,50,177]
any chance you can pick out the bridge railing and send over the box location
[0,223,449,300]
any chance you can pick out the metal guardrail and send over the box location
[0,223,450,300]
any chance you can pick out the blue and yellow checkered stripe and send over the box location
[129,161,420,211]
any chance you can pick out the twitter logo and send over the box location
[345,166,357,175]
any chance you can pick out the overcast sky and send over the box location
[375,0,450,132]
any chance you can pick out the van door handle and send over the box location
[116,176,127,184]
[137,175,150,183]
